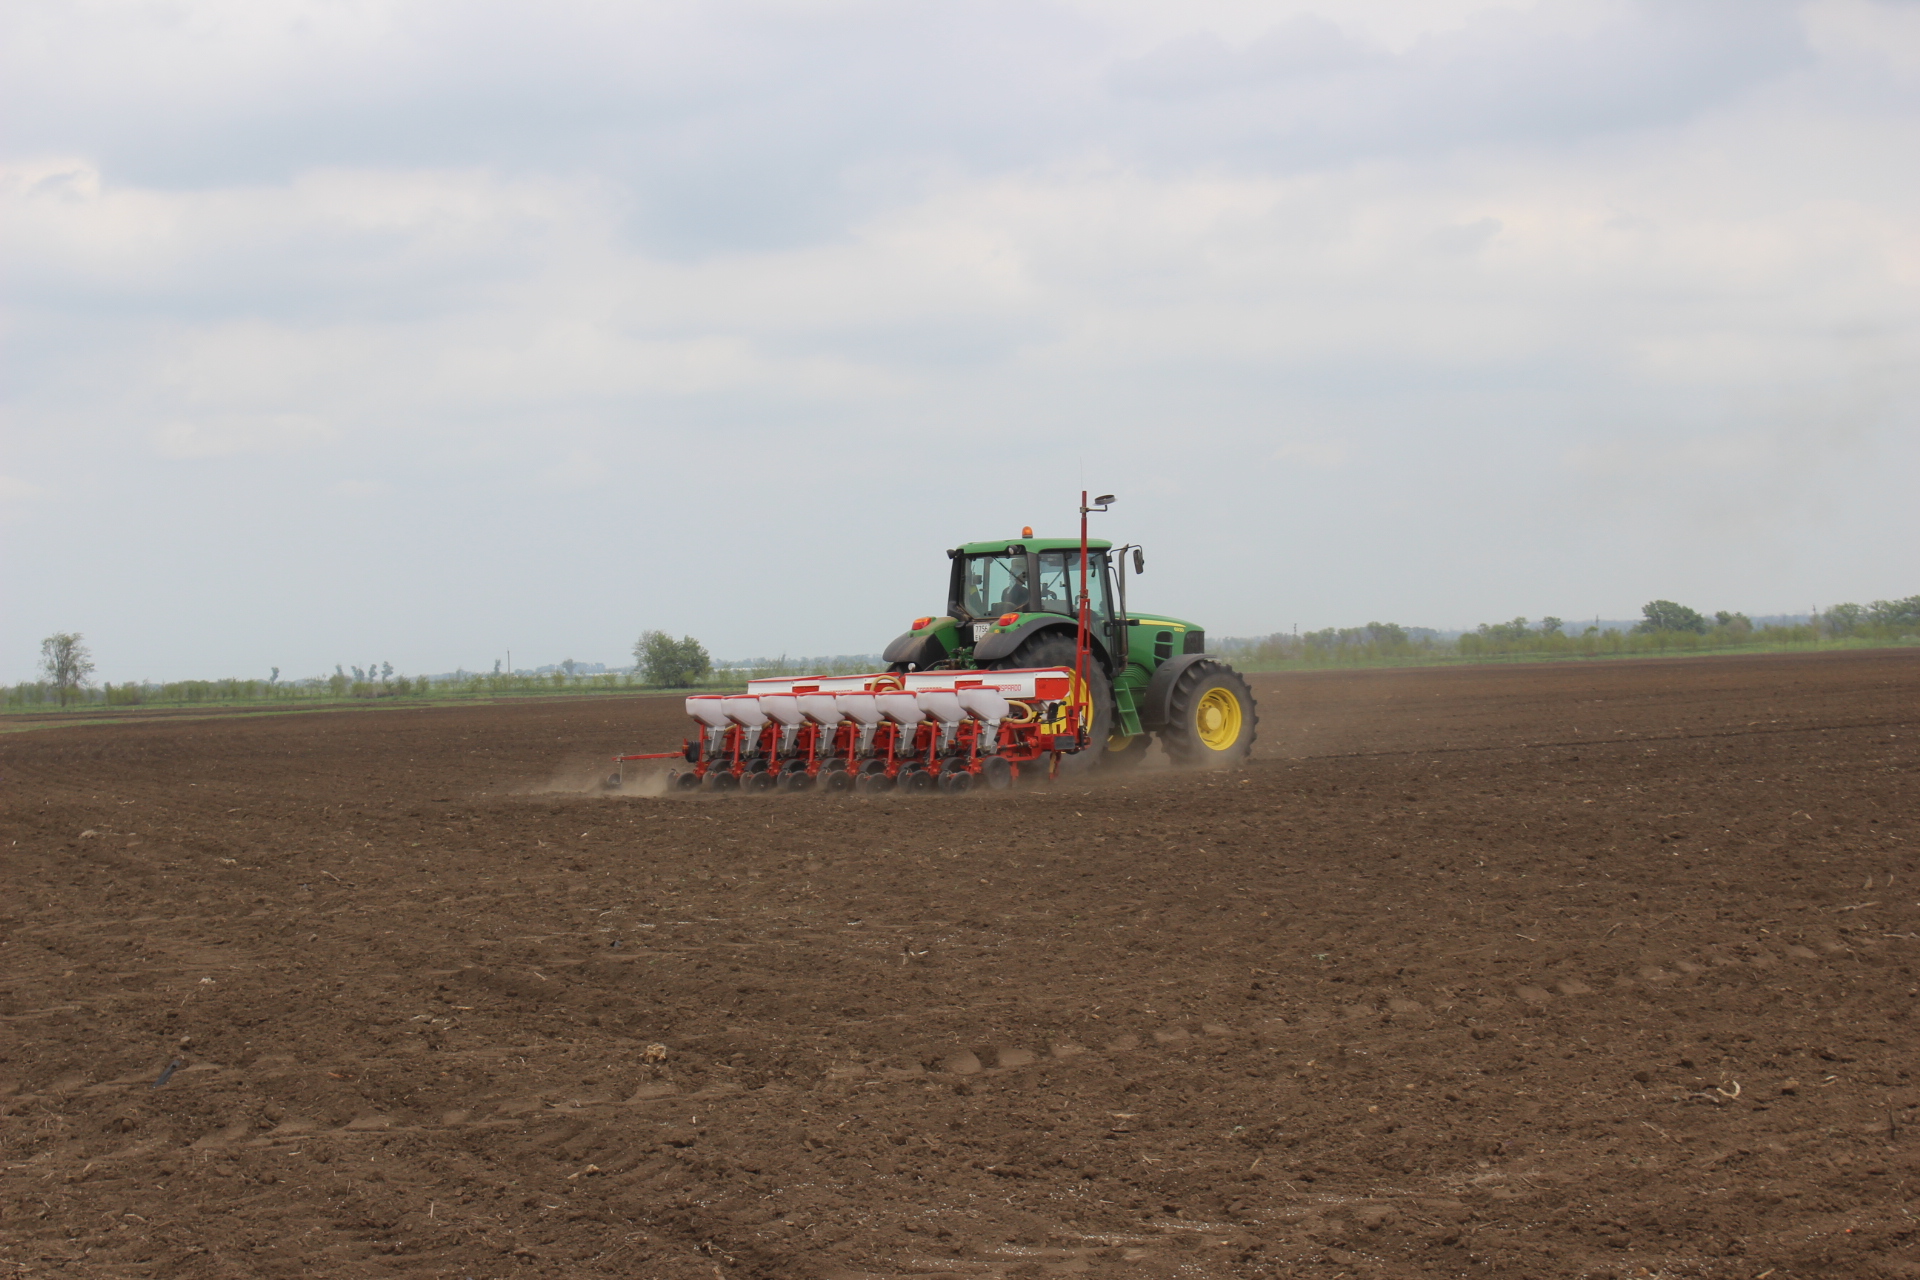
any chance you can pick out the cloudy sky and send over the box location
[4,0,1917,681]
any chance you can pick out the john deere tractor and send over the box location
[879,499,1257,774]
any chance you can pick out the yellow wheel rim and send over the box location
[1195,687,1242,750]
[1041,671,1093,736]
[1106,733,1135,753]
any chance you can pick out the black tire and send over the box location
[854,770,893,795]
[990,631,1111,778]
[821,767,855,794]
[704,767,739,792]
[979,757,1013,790]
[671,770,701,792]
[900,764,937,795]
[1159,660,1257,770]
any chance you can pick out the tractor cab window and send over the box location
[961,553,1032,619]
[1035,550,1110,619]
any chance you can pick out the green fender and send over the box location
[1137,653,1217,731]
[975,616,1114,672]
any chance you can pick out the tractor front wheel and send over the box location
[1100,732,1152,772]
[1159,661,1257,770]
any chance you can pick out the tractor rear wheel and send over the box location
[1159,660,1257,769]
[990,632,1111,778]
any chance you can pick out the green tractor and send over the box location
[879,494,1258,775]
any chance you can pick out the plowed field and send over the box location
[3,649,1917,1279]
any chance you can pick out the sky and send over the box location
[4,0,1917,682]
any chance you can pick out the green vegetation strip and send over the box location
[1228,634,1917,673]
[12,597,1914,716]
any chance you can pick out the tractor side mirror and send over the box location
[1132,548,1145,574]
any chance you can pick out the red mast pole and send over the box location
[1074,490,1090,746]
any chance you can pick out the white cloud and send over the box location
[1568,433,1783,478]
[537,450,609,491]
[0,474,44,502]
[1269,440,1348,469]
[154,414,336,459]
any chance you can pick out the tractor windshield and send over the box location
[959,549,1112,621]
[961,553,1031,619]
[1035,550,1109,619]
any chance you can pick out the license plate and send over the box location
[973,623,991,642]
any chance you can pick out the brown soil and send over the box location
[3,649,1917,1279]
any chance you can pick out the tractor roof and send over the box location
[957,537,1112,556]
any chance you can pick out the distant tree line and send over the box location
[15,597,1916,710]
[8,628,729,710]
[1450,596,1917,659]
[1219,593,1918,669]
[1820,596,1920,636]
[1225,622,1445,666]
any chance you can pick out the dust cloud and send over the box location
[522,755,674,798]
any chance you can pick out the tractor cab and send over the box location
[886,531,1213,687]
[950,539,1115,639]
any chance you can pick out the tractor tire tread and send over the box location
[989,632,1111,778]
[1159,659,1258,769]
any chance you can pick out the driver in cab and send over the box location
[998,563,1031,613]
[965,558,1031,617]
